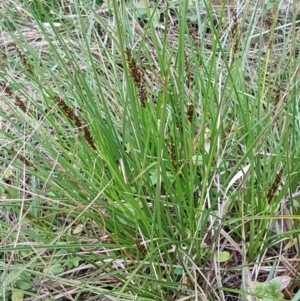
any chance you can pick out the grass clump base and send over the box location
[0,1,300,300]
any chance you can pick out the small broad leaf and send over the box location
[132,2,147,18]
[12,290,24,301]
[250,276,290,300]
[251,281,268,293]
[71,256,80,267]
[44,264,63,275]
[215,251,230,263]
[270,276,291,291]
[148,8,159,27]
[150,171,158,186]
[15,280,32,290]
[132,2,159,27]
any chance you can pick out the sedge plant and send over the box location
[0,0,300,300]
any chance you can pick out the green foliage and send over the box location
[0,0,300,300]
[251,276,292,301]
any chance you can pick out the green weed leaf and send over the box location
[12,290,24,301]
[44,264,63,275]
[15,280,32,290]
[215,251,230,263]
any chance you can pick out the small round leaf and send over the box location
[215,251,230,263]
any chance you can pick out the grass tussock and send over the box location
[0,0,300,301]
